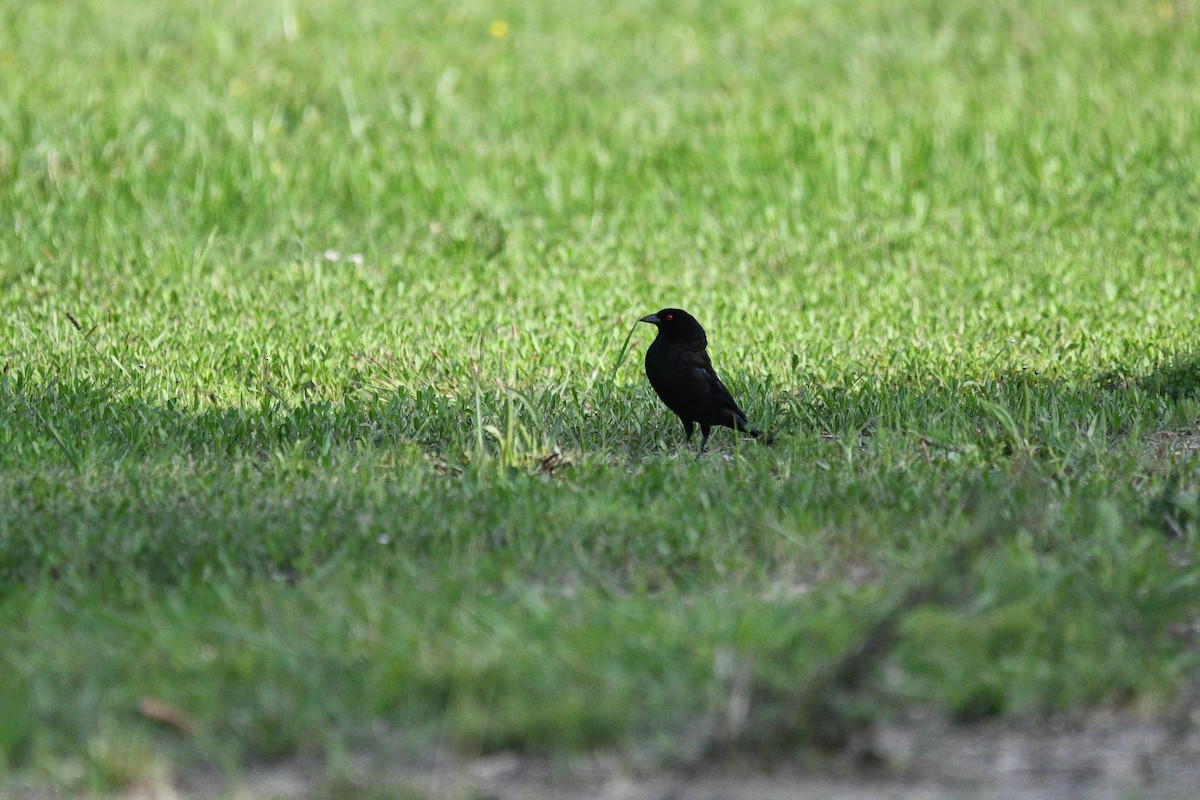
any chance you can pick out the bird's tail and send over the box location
[734,411,775,444]
[747,427,775,445]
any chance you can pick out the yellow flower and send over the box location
[489,19,509,38]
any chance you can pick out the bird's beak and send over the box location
[639,313,660,325]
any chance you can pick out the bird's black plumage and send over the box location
[639,308,766,453]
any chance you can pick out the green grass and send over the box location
[3,0,1200,791]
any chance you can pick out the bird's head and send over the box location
[639,308,707,343]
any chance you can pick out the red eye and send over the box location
[665,314,674,321]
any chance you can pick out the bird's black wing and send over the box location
[691,350,751,430]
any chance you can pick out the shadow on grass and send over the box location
[7,347,1200,471]
[0,375,735,588]
[1137,349,1200,400]
[6,360,1200,590]
[0,375,671,469]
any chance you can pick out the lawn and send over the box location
[2,0,1200,793]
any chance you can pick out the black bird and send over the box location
[640,308,766,454]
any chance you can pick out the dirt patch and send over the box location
[1146,431,1200,460]
[35,712,1187,800]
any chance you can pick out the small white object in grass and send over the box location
[377,535,391,545]
[349,253,364,266]
[323,249,341,262]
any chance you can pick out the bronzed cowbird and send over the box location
[639,308,767,454]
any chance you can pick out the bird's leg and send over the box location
[697,424,712,456]
[682,419,695,443]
